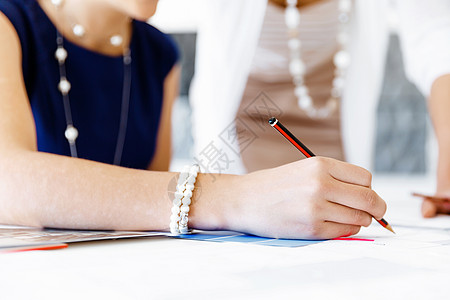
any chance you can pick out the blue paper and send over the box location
[173,231,325,248]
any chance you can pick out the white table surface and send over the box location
[1,175,449,300]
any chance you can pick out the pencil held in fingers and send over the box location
[269,117,395,234]
[376,218,395,234]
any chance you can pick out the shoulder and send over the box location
[0,0,38,54]
[0,0,32,29]
[134,21,178,56]
[133,21,179,79]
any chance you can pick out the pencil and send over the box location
[412,192,450,203]
[2,243,68,254]
[268,117,395,234]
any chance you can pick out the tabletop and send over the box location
[1,175,449,300]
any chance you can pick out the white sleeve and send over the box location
[395,0,450,96]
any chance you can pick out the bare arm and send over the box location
[0,12,190,230]
[148,65,180,171]
[422,74,450,217]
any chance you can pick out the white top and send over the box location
[190,0,450,174]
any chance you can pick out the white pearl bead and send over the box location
[316,108,329,119]
[288,38,301,51]
[332,77,345,89]
[55,47,67,63]
[123,54,132,65]
[189,165,199,174]
[285,6,300,29]
[179,227,189,234]
[171,206,180,214]
[331,87,342,98]
[170,214,180,222]
[187,176,196,185]
[179,214,188,225]
[298,95,312,110]
[286,0,297,5]
[178,172,188,183]
[183,190,192,203]
[51,0,63,7]
[64,125,78,142]
[174,191,183,200]
[333,50,351,69]
[339,0,352,13]
[185,184,195,191]
[181,206,190,213]
[58,78,71,95]
[182,197,191,206]
[72,24,85,37]
[289,59,305,76]
[294,86,309,98]
[110,35,123,47]
[172,198,181,207]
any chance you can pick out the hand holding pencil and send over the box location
[268,117,394,234]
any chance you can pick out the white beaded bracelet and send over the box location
[170,164,199,235]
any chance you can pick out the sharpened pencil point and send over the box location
[386,224,395,234]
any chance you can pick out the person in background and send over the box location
[190,0,450,218]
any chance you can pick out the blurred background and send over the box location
[150,0,437,177]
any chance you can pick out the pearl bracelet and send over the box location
[169,164,200,235]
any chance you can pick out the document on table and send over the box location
[0,225,164,250]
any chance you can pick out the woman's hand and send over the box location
[223,157,387,240]
[421,196,450,218]
[421,162,450,217]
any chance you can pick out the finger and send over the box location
[313,221,361,240]
[326,158,372,187]
[326,180,387,220]
[322,201,372,227]
[436,201,450,214]
[422,199,437,218]
[427,200,450,216]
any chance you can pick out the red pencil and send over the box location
[269,117,395,234]
[2,243,68,254]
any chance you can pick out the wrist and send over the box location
[188,173,239,231]
[436,150,450,193]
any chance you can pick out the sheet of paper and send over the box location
[0,225,164,249]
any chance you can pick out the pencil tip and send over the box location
[386,225,395,234]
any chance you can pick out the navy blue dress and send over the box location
[0,0,178,169]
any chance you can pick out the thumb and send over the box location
[421,200,437,218]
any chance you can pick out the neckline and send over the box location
[33,0,135,59]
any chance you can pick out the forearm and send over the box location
[428,74,450,191]
[0,150,193,230]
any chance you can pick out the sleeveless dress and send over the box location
[236,0,345,172]
[0,0,178,169]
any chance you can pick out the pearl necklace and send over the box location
[51,0,125,47]
[52,0,132,165]
[285,0,352,119]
